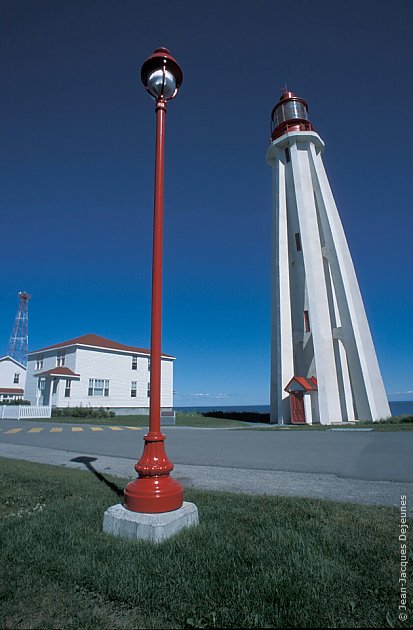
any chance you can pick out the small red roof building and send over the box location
[285,376,318,393]
[0,387,24,394]
[36,367,80,378]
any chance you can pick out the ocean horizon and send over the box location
[175,401,413,416]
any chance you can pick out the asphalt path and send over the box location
[0,419,411,482]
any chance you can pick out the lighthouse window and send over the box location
[295,232,302,251]
[304,310,311,333]
[285,147,291,163]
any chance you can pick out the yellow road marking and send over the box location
[108,426,123,431]
[50,428,63,433]
[71,427,83,432]
[126,426,144,430]
[90,427,104,431]
[28,428,44,433]
[5,428,23,434]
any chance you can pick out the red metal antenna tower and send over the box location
[7,291,31,366]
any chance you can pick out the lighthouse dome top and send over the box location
[271,90,314,141]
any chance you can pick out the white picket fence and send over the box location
[0,405,52,420]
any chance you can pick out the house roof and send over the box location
[28,333,175,359]
[0,356,27,370]
[0,387,24,394]
[35,367,81,378]
[285,376,318,392]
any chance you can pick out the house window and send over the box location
[285,147,291,163]
[148,358,151,372]
[147,382,150,398]
[65,380,71,398]
[57,351,65,367]
[38,378,45,391]
[131,381,137,398]
[14,373,20,384]
[295,232,302,252]
[304,310,311,333]
[132,356,137,370]
[35,356,44,370]
[88,379,110,397]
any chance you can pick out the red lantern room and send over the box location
[270,91,314,141]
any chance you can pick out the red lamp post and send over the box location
[124,48,184,514]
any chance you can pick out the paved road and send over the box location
[1,420,412,513]
[0,419,411,482]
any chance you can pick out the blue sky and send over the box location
[1,0,412,405]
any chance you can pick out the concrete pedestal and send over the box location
[102,501,199,543]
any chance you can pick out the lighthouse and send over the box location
[266,91,390,425]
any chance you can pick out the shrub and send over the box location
[393,415,413,423]
[1,399,30,406]
[363,415,413,425]
[201,410,270,423]
[377,415,413,424]
[52,406,115,418]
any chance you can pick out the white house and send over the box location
[24,333,174,413]
[0,356,26,401]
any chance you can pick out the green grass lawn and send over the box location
[19,412,253,429]
[0,457,410,629]
[18,411,413,430]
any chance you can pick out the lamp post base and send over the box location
[124,474,184,513]
[123,430,184,513]
[103,501,199,543]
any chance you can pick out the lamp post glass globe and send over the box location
[141,47,183,102]
[146,68,177,100]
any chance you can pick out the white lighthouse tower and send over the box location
[266,91,390,425]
